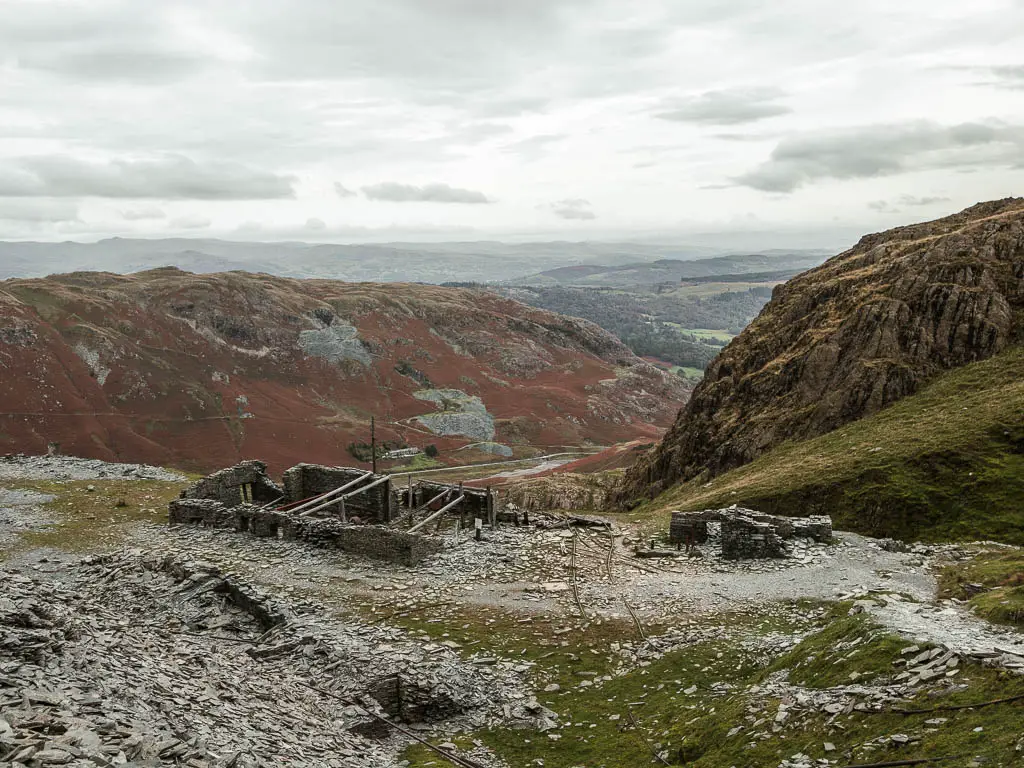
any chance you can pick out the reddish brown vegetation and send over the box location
[0,268,689,474]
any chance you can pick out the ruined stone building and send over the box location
[169,461,500,566]
[670,507,833,559]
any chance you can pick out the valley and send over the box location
[2,200,1023,768]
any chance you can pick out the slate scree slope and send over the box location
[617,198,1024,503]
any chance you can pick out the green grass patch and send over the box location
[365,601,660,692]
[385,453,445,473]
[402,607,1024,767]
[938,548,1024,627]
[677,327,735,343]
[5,478,185,553]
[763,612,911,688]
[670,365,705,381]
[640,345,1024,544]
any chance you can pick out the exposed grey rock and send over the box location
[299,321,371,366]
[413,390,495,441]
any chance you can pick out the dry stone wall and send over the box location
[670,507,832,559]
[283,463,392,521]
[180,460,282,506]
[169,499,443,566]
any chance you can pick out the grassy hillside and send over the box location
[640,345,1024,543]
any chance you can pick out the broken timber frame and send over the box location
[408,494,465,533]
[288,471,372,516]
[298,473,393,522]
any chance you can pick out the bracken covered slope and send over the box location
[616,198,1024,504]
[0,269,689,473]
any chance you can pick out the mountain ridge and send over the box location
[0,268,689,473]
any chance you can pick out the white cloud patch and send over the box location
[0,199,80,223]
[170,214,212,230]
[361,182,491,204]
[334,182,356,198]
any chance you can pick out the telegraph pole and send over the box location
[371,415,377,474]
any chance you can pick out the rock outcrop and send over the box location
[616,198,1024,504]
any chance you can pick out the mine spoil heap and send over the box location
[0,552,552,768]
[616,198,1024,503]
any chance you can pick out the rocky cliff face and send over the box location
[616,198,1024,503]
[0,269,689,473]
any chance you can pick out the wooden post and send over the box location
[373,415,379,470]
[475,518,482,541]
[340,497,347,523]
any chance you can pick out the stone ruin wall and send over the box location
[671,507,833,559]
[283,463,392,521]
[180,459,283,507]
[169,498,443,566]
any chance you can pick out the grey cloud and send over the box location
[361,182,491,204]
[655,88,791,126]
[305,218,327,230]
[868,194,951,214]
[170,215,212,230]
[0,155,296,199]
[0,199,80,223]
[230,0,604,85]
[0,2,215,83]
[898,194,951,206]
[991,65,1024,90]
[334,183,357,198]
[548,199,596,220]
[736,122,1024,192]
[120,207,166,221]
[867,200,898,213]
[972,65,1024,90]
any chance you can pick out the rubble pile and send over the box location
[0,454,184,483]
[0,552,550,767]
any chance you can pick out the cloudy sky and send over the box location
[1,0,1022,244]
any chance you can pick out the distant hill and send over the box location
[0,239,735,284]
[488,252,830,373]
[0,269,689,473]
[615,198,1024,517]
[508,252,829,287]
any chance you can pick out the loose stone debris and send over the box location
[0,552,551,768]
[3,454,1024,767]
